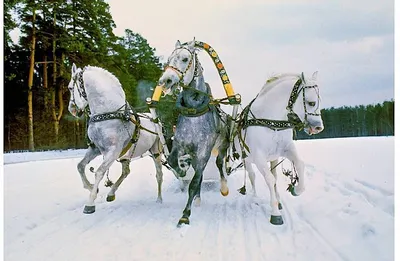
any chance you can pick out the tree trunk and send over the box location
[51,43,58,143]
[7,116,11,151]
[27,6,36,151]
[43,55,49,110]
[51,11,65,144]
[75,119,80,147]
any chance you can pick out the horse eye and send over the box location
[182,57,189,63]
[308,101,316,107]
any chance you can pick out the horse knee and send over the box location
[77,161,86,173]
[156,172,163,182]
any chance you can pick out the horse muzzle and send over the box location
[305,125,324,135]
[69,104,83,118]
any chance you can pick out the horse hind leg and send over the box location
[78,146,101,192]
[246,160,257,197]
[84,150,119,214]
[149,139,164,203]
[152,153,164,203]
[270,159,282,210]
[216,148,229,196]
[106,159,131,202]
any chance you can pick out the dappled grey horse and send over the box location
[157,39,230,226]
[67,63,164,214]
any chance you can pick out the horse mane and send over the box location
[258,73,300,97]
[84,66,122,88]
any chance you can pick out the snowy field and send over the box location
[4,136,394,261]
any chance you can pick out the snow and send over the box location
[4,149,87,164]
[3,136,394,261]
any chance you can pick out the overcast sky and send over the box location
[5,1,356,108]
[106,0,394,109]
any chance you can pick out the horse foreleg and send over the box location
[255,159,283,225]
[179,179,190,192]
[216,151,229,196]
[283,145,305,196]
[106,159,131,202]
[178,170,203,226]
[84,151,117,214]
[78,146,101,192]
[270,159,282,210]
[193,174,203,207]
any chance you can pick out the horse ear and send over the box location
[311,71,318,81]
[175,40,182,48]
[72,63,77,74]
[188,37,196,50]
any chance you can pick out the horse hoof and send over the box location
[177,217,190,227]
[288,185,299,196]
[156,198,163,204]
[270,215,284,225]
[106,195,115,202]
[278,203,283,210]
[220,188,229,196]
[83,205,96,214]
[194,196,201,207]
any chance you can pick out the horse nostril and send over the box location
[315,126,322,131]
[180,164,185,168]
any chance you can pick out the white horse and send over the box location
[236,72,324,225]
[67,63,164,214]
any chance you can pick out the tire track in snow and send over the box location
[216,201,228,261]
[246,200,266,261]
[5,202,122,261]
[53,201,155,261]
[223,199,248,261]
[198,201,222,260]
[238,198,259,261]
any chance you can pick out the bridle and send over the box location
[286,75,321,127]
[69,69,87,117]
[162,46,202,93]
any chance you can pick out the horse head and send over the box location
[158,38,199,96]
[68,63,88,118]
[291,71,324,135]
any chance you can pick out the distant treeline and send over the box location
[296,100,394,140]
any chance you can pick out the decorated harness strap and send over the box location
[88,102,158,158]
[235,78,306,156]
